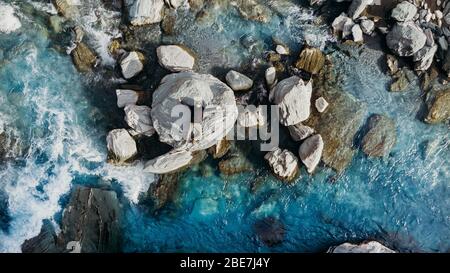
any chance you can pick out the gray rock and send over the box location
[120,51,144,79]
[144,149,193,174]
[360,19,375,35]
[264,147,299,181]
[265,66,277,87]
[348,0,374,20]
[226,70,253,91]
[352,24,364,42]
[124,105,156,137]
[386,22,427,56]
[413,44,437,71]
[361,114,397,157]
[106,129,138,164]
[288,123,315,141]
[126,0,165,26]
[332,13,354,38]
[391,1,418,22]
[329,241,395,253]
[299,134,324,173]
[116,89,143,108]
[156,45,195,72]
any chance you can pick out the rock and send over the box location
[116,89,144,108]
[315,97,329,113]
[391,1,418,22]
[21,220,61,253]
[275,44,290,55]
[126,0,165,26]
[360,19,375,35]
[348,0,374,20]
[413,44,437,71]
[237,106,266,127]
[352,24,364,42]
[106,129,138,164]
[254,217,285,247]
[71,42,97,72]
[386,22,427,57]
[444,50,450,76]
[295,47,325,75]
[332,14,353,38]
[232,0,272,23]
[269,76,312,126]
[424,28,435,46]
[361,114,396,157]
[156,45,195,72]
[424,89,450,124]
[148,172,180,210]
[58,186,122,253]
[124,105,155,137]
[144,149,193,174]
[264,147,299,181]
[386,54,399,75]
[329,241,395,253]
[288,123,315,141]
[0,2,21,33]
[299,134,324,174]
[151,72,238,151]
[52,0,78,18]
[207,138,231,159]
[265,67,277,87]
[225,70,253,91]
[218,144,253,175]
[120,51,144,79]
[167,0,185,8]
[390,68,413,92]
[438,36,448,51]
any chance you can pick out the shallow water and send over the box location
[0,0,448,253]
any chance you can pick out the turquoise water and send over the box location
[0,1,448,253]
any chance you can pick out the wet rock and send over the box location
[156,45,195,72]
[71,42,97,72]
[299,134,324,174]
[225,70,253,91]
[391,1,417,22]
[218,144,253,175]
[288,123,315,141]
[120,51,145,79]
[424,89,450,124]
[0,3,21,33]
[106,129,138,164]
[360,19,375,35]
[232,0,272,23]
[124,105,155,137]
[21,220,61,253]
[116,89,144,108]
[148,172,180,210]
[269,76,312,126]
[265,67,277,87]
[254,217,285,247]
[390,68,414,92]
[264,147,299,181]
[295,47,325,75]
[329,241,395,253]
[126,0,165,26]
[144,149,193,174]
[151,72,238,151]
[413,44,437,71]
[59,186,122,253]
[386,22,427,57]
[361,114,397,157]
[207,138,231,159]
[348,0,374,19]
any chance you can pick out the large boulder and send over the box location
[391,1,417,22]
[151,72,238,151]
[348,0,374,19]
[299,134,324,174]
[269,76,312,126]
[120,51,144,79]
[106,129,138,164]
[361,114,397,157]
[295,47,325,75]
[156,45,195,72]
[144,149,193,174]
[424,89,450,124]
[413,44,437,71]
[225,70,253,91]
[288,123,315,141]
[0,2,21,33]
[71,42,97,72]
[328,241,395,253]
[386,22,427,57]
[124,105,155,137]
[21,220,61,253]
[58,186,122,253]
[116,89,144,108]
[264,148,299,182]
[126,0,165,26]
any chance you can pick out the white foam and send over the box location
[0,2,22,34]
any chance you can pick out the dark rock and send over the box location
[295,46,325,75]
[390,68,414,92]
[361,114,397,157]
[148,172,180,210]
[253,217,285,247]
[71,42,97,72]
[21,220,61,253]
[218,143,253,175]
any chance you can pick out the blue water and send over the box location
[0,0,448,253]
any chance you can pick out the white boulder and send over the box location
[156,45,195,72]
[124,105,155,137]
[315,97,329,113]
[391,1,418,22]
[269,76,312,126]
[360,19,375,35]
[144,149,193,174]
[225,70,253,91]
[106,129,138,164]
[329,241,396,253]
[299,134,323,173]
[120,51,144,79]
[126,0,165,26]
[265,67,277,87]
[264,148,299,181]
[275,44,290,55]
[116,89,142,108]
[352,24,364,42]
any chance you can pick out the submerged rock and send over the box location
[391,1,417,22]
[386,22,426,57]
[295,47,325,75]
[328,241,395,253]
[156,45,195,72]
[226,70,253,91]
[269,76,312,126]
[288,123,315,141]
[424,89,450,124]
[126,0,165,26]
[0,3,21,33]
[299,134,324,174]
[120,51,145,79]
[71,42,97,72]
[254,217,286,247]
[124,105,155,137]
[59,186,122,253]
[106,129,138,164]
[151,72,238,151]
[264,148,299,182]
[361,114,397,157]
